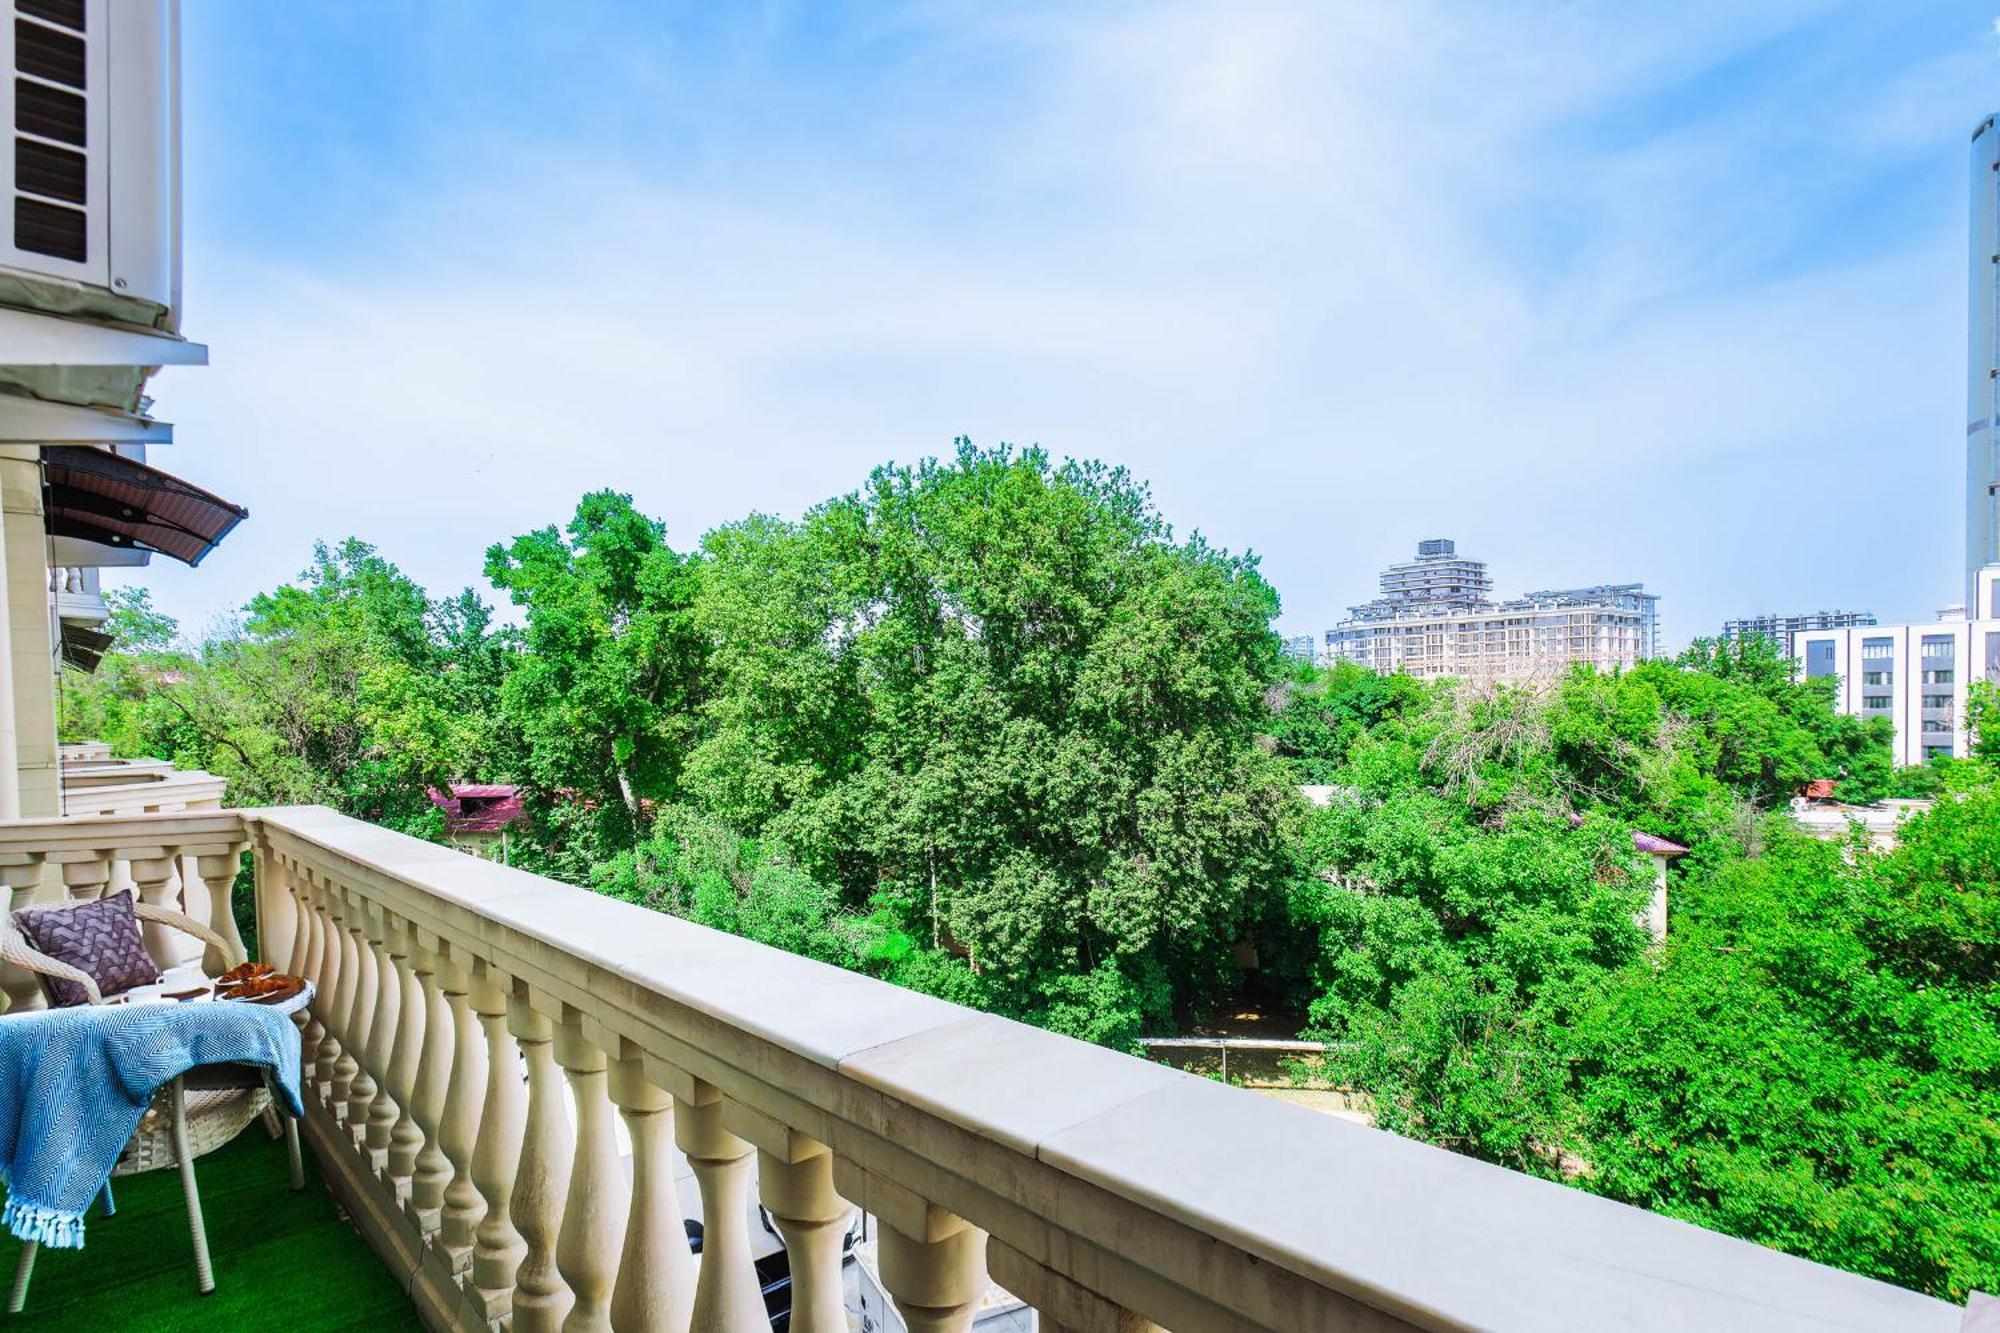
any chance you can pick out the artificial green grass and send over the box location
[1,1123,419,1330]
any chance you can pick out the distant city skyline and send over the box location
[121,3,2000,652]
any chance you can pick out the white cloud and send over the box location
[135,0,1989,647]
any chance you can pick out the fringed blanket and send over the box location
[0,1001,303,1248]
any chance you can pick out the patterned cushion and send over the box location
[12,891,159,1007]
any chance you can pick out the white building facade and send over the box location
[1796,569,2000,767]
[1325,539,1659,682]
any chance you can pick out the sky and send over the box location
[130,1,2000,649]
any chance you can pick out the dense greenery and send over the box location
[58,443,1997,1300]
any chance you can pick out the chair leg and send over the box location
[7,1240,35,1313]
[100,1179,116,1217]
[260,1104,284,1141]
[169,1076,215,1295]
[285,1114,305,1192]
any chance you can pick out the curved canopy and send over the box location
[42,445,247,566]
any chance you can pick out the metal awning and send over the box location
[42,445,247,567]
[58,623,114,673]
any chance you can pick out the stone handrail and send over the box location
[61,767,228,816]
[0,810,253,994]
[0,807,1972,1331]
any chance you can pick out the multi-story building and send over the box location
[1798,115,2000,767]
[1324,540,1659,682]
[1798,570,2000,766]
[1721,610,1876,658]
[1279,633,1317,663]
[1967,113,1998,613]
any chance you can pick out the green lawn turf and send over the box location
[1,1122,419,1330]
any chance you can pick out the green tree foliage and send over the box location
[680,441,1288,1043]
[1275,650,1998,1299]
[62,541,509,833]
[57,447,1993,1299]
[485,491,706,867]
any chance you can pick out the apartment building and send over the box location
[1797,569,2000,765]
[1721,610,1875,658]
[1325,539,1659,682]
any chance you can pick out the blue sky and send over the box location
[132,1,2000,647]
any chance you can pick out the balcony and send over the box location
[49,566,107,626]
[0,806,1973,1333]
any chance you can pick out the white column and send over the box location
[384,915,426,1187]
[554,1018,625,1333]
[468,964,527,1294]
[607,1055,695,1333]
[408,933,454,1220]
[675,1089,766,1333]
[507,992,574,1333]
[755,1138,850,1333]
[437,949,486,1256]
[875,1202,987,1333]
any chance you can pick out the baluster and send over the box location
[607,1054,695,1333]
[987,1240,1162,1333]
[0,856,48,1014]
[125,848,179,970]
[364,907,404,1158]
[294,864,332,1095]
[554,1019,624,1333]
[193,844,250,971]
[838,1169,987,1333]
[52,850,111,903]
[675,1086,766,1333]
[749,1131,850,1333]
[253,834,301,975]
[438,948,486,1257]
[343,896,381,1137]
[384,914,426,1187]
[469,962,527,1293]
[408,932,454,1221]
[508,992,574,1332]
[320,878,354,1098]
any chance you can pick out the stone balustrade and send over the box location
[0,806,1972,1333]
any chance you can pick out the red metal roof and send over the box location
[428,783,526,834]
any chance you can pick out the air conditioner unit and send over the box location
[0,0,178,331]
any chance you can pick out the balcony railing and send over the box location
[0,807,1972,1332]
[48,566,108,624]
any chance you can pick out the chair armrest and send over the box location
[132,903,233,963]
[0,931,103,1005]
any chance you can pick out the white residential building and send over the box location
[1797,568,2000,767]
[1325,539,1659,682]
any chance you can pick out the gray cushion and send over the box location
[12,890,159,1007]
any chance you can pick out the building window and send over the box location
[1922,718,1953,733]
[1987,631,2000,683]
[1804,640,1835,679]
[1921,635,1954,659]
[1923,693,1954,709]
[1924,741,1954,760]
[1861,638,1893,660]
[1863,695,1892,710]
[1862,670,1888,685]
[1923,668,1955,685]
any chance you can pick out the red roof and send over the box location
[428,784,526,834]
[1801,779,1837,800]
[1632,831,1689,857]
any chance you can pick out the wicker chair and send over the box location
[1,897,304,1309]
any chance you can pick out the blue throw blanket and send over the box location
[0,1002,304,1248]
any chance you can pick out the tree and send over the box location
[485,491,706,862]
[681,440,1289,1040]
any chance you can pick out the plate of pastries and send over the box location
[214,961,308,1006]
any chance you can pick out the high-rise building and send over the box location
[1721,610,1876,658]
[1798,114,2000,766]
[1280,634,1318,663]
[1969,114,1999,613]
[1325,540,1658,682]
